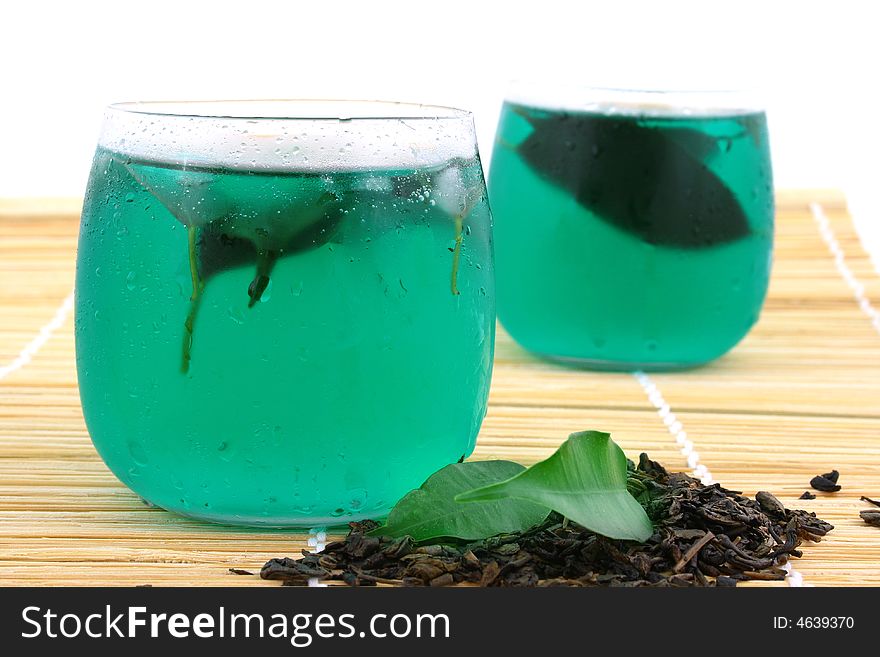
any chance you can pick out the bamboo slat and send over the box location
[1,192,879,587]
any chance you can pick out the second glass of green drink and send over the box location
[489,86,773,369]
[76,100,495,526]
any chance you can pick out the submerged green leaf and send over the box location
[456,431,653,541]
[369,461,550,543]
[510,104,755,249]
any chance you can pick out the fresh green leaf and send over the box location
[455,431,653,541]
[369,461,550,543]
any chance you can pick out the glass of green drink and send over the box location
[489,86,773,369]
[76,100,494,526]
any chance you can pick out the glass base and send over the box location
[148,502,384,530]
[542,353,712,373]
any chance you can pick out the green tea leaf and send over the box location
[511,104,753,249]
[456,431,653,541]
[369,461,550,543]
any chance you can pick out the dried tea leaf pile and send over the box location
[262,454,832,587]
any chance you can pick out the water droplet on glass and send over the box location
[347,488,367,510]
[228,308,245,325]
[259,278,273,303]
[128,440,149,466]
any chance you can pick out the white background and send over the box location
[2,0,878,262]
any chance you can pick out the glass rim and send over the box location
[99,99,479,172]
[106,99,473,121]
[504,82,765,116]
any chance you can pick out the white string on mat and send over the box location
[810,201,880,337]
[0,290,74,381]
[632,370,808,586]
[307,528,328,587]
[804,199,880,588]
[782,561,810,588]
[632,371,713,485]
[307,528,327,553]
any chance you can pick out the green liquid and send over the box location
[489,102,773,368]
[76,148,494,525]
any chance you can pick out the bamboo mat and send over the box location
[1,191,878,587]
